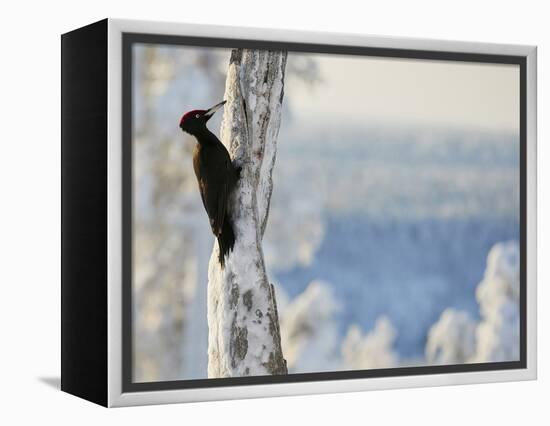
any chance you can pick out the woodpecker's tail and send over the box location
[217,217,235,268]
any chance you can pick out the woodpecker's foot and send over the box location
[234,165,242,180]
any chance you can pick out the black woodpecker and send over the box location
[179,100,240,267]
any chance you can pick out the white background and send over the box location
[0,0,546,424]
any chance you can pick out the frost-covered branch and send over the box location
[207,49,288,378]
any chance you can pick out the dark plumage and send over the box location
[179,101,240,267]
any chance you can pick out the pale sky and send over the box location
[288,53,520,132]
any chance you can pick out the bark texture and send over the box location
[207,49,288,378]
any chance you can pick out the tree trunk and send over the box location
[207,49,288,378]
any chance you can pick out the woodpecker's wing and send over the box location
[199,178,228,237]
[193,148,231,237]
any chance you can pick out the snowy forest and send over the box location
[131,44,520,382]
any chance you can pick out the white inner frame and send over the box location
[107,18,537,407]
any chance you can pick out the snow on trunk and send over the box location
[207,49,288,378]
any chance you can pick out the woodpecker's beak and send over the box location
[204,100,226,121]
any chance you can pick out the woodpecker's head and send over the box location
[179,100,226,135]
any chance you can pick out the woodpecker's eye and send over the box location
[195,114,200,118]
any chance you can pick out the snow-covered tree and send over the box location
[423,241,520,365]
[472,241,520,362]
[279,281,341,373]
[341,316,398,370]
[425,308,476,364]
[207,49,288,377]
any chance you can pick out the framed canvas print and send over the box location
[61,18,537,407]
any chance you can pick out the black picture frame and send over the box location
[61,18,536,407]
